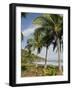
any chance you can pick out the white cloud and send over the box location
[22,26,39,37]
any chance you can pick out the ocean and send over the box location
[33,60,63,66]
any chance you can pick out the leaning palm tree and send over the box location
[33,14,63,72]
[33,27,44,54]
[41,30,54,68]
[27,29,43,61]
[33,17,54,69]
[26,27,45,75]
[25,35,39,75]
[31,26,53,68]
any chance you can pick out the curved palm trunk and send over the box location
[57,38,62,73]
[44,47,48,68]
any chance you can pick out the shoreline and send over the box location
[33,61,63,66]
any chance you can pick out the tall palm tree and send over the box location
[33,14,63,72]
[25,39,36,64]
[26,31,43,75]
[31,26,54,68]
[21,13,26,41]
[21,32,24,41]
[26,28,43,64]
[33,16,54,69]
[41,30,54,68]
[33,27,44,54]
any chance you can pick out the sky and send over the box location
[21,13,63,61]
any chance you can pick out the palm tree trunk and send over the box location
[35,49,38,76]
[57,38,62,73]
[44,47,48,68]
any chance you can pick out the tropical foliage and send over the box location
[33,14,63,72]
[21,13,63,76]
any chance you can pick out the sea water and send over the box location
[34,60,63,66]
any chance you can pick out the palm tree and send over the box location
[33,14,63,72]
[31,26,53,69]
[25,39,36,64]
[41,30,54,68]
[21,32,24,41]
[33,17,53,69]
[21,13,26,41]
[33,27,44,54]
[27,27,44,57]
[27,28,43,69]
[21,13,26,17]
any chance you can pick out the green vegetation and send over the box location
[21,64,63,77]
[21,49,44,64]
[21,13,63,77]
[21,49,63,77]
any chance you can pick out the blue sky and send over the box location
[21,13,41,30]
[21,13,41,48]
[21,13,63,60]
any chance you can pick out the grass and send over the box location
[21,64,63,77]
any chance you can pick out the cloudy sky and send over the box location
[21,13,63,60]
